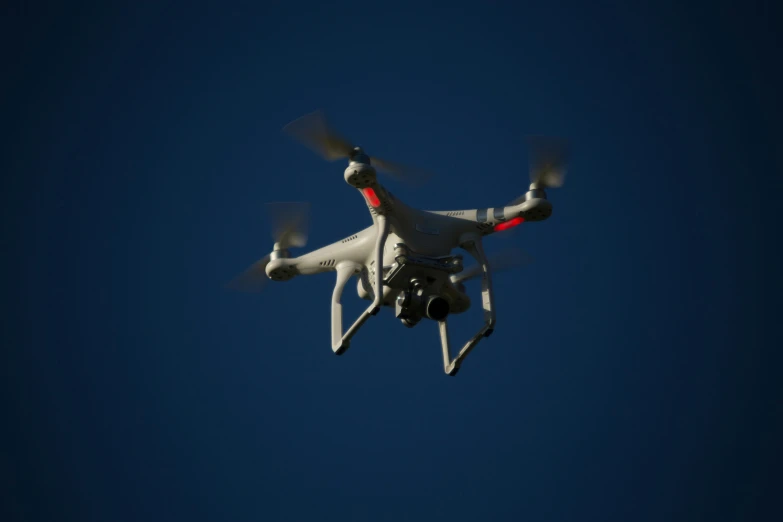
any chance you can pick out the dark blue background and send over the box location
[3,1,781,521]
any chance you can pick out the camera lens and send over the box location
[425,296,450,321]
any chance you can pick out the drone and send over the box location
[228,111,568,376]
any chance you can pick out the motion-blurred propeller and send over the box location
[267,201,310,249]
[527,135,569,189]
[506,136,569,207]
[283,110,432,186]
[451,247,534,285]
[225,202,311,293]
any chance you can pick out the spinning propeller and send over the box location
[283,110,432,186]
[451,247,534,285]
[526,135,569,189]
[225,202,310,293]
[507,136,569,207]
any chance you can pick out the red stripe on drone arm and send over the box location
[493,216,524,231]
[362,187,381,208]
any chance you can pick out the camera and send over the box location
[395,277,450,327]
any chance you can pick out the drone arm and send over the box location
[438,238,495,375]
[330,215,389,355]
[428,197,552,240]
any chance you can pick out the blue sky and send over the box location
[3,2,780,521]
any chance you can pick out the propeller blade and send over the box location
[451,247,534,284]
[370,156,433,186]
[224,254,272,293]
[282,110,354,161]
[267,201,310,249]
[527,135,569,188]
[284,109,433,186]
[506,136,569,207]
[225,202,310,293]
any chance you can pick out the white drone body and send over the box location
[230,111,567,376]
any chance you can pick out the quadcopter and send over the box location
[228,111,568,376]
